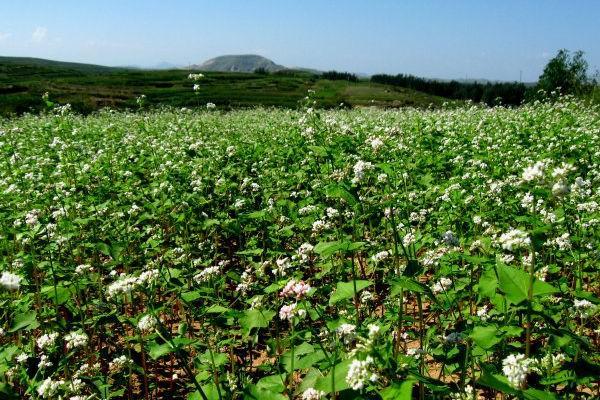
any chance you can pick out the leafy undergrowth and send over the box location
[0,96,599,399]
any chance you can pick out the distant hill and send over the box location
[194,54,285,72]
[0,55,452,115]
[0,56,123,74]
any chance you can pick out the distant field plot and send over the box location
[0,57,447,115]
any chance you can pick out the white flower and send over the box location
[346,357,378,391]
[371,250,390,263]
[352,160,374,183]
[402,233,416,247]
[38,354,53,369]
[531,353,566,375]
[75,264,93,275]
[552,180,570,196]
[302,388,326,400]
[498,228,531,251]
[325,207,339,219]
[106,269,159,299]
[38,378,64,398]
[193,264,222,283]
[109,355,133,373]
[502,354,531,388]
[25,209,41,227]
[65,331,88,350]
[16,353,29,364]
[477,305,490,321]
[137,315,158,333]
[297,243,314,262]
[522,161,545,182]
[106,275,139,299]
[299,205,317,215]
[67,378,84,394]
[520,192,534,209]
[572,299,596,318]
[406,347,424,359]
[0,271,22,291]
[188,73,204,80]
[367,324,380,338]
[336,323,356,344]
[273,257,291,276]
[551,163,575,179]
[37,332,60,350]
[450,385,475,400]
[360,290,374,304]
[432,277,452,294]
[368,137,384,151]
[553,233,571,251]
[279,303,299,321]
[233,199,245,209]
[337,323,356,336]
[312,219,330,233]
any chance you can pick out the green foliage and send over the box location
[537,49,591,96]
[0,97,597,399]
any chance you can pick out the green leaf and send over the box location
[148,342,176,360]
[41,285,73,305]
[245,210,267,220]
[256,374,286,393]
[239,309,275,337]
[197,351,229,369]
[389,277,428,297]
[314,359,352,393]
[478,368,518,395]
[314,241,343,258]
[243,384,287,400]
[523,388,557,400]
[9,311,39,332]
[540,370,576,385]
[308,145,328,157]
[478,267,498,298]
[181,291,202,303]
[325,184,357,205]
[497,264,558,304]
[329,280,372,305]
[188,383,222,400]
[500,325,523,338]
[380,380,415,400]
[205,305,231,314]
[237,248,264,256]
[96,242,111,257]
[470,325,502,350]
[314,240,364,258]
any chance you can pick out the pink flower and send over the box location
[279,303,297,320]
[280,279,311,299]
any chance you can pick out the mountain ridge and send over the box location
[192,54,285,72]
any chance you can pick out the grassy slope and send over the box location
[0,57,447,115]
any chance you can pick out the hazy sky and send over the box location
[1,0,598,81]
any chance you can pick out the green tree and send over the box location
[537,49,590,95]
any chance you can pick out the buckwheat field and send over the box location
[1,96,599,399]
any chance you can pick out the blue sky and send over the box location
[0,0,598,81]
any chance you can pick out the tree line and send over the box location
[320,50,597,106]
[370,74,527,106]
